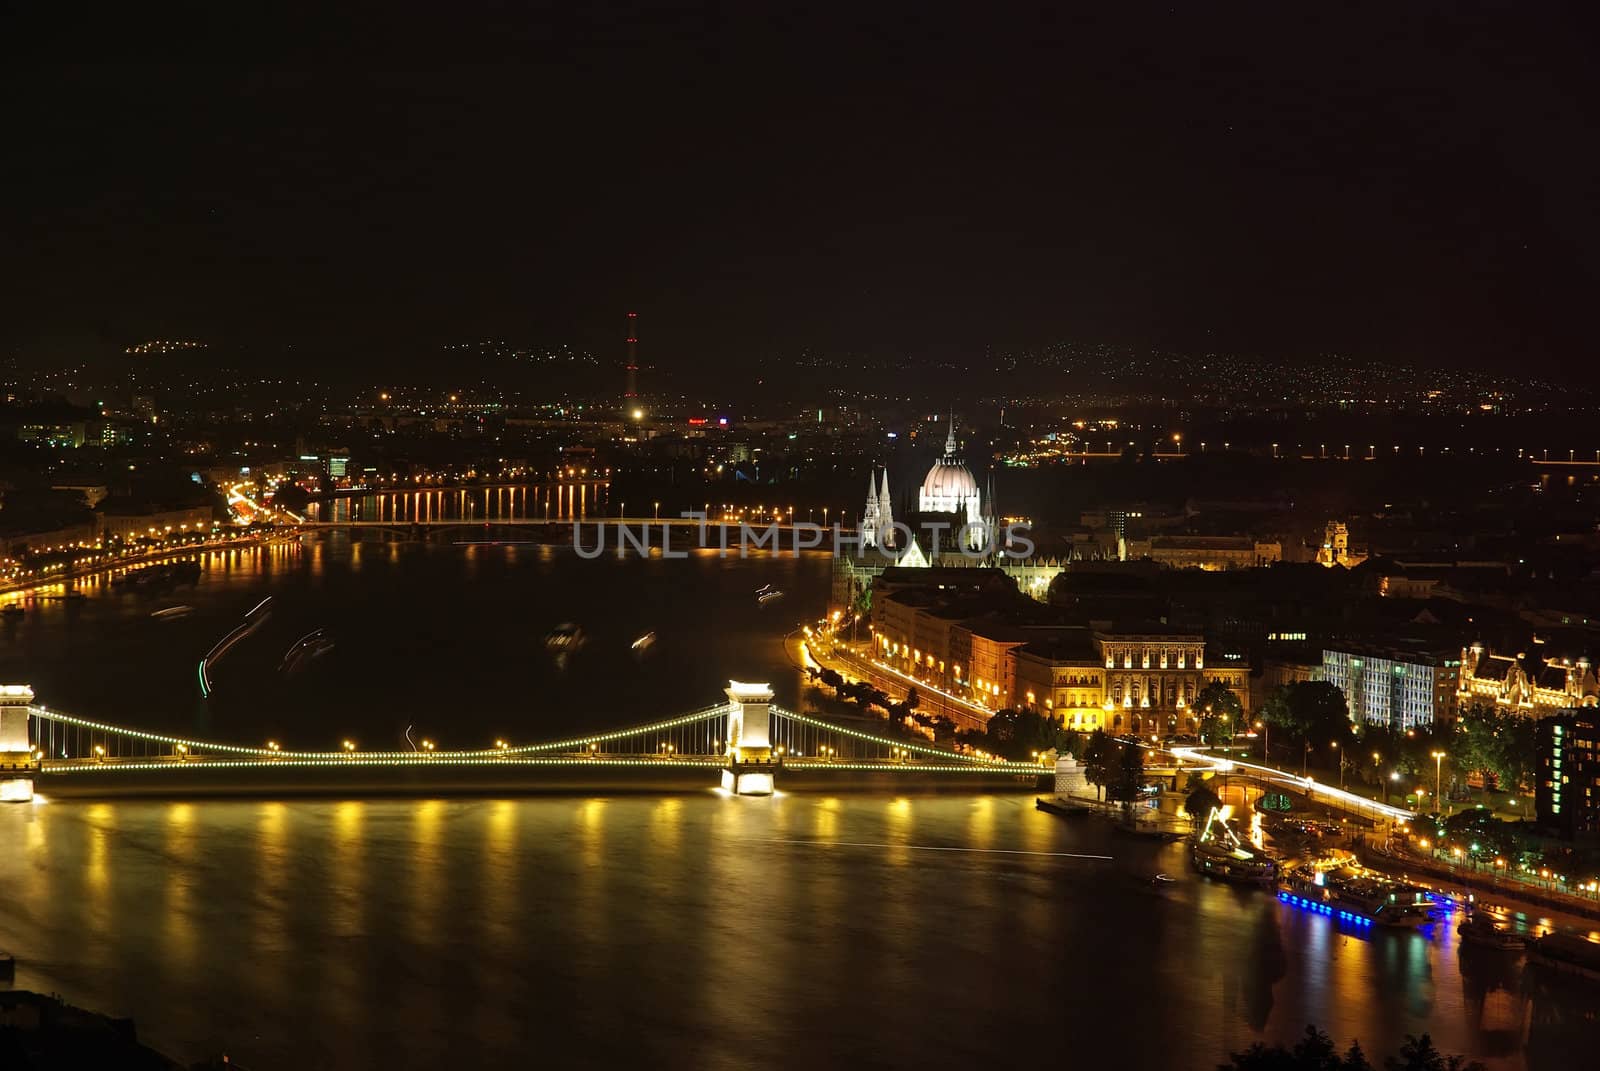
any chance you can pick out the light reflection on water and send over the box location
[0,527,832,751]
[0,793,1595,1069]
[0,530,1594,1068]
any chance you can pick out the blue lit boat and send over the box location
[1277,864,1431,930]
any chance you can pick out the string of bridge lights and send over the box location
[27,702,1042,772]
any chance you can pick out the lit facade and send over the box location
[1096,630,1250,737]
[1458,643,1597,717]
[1315,520,1367,568]
[1322,644,1460,730]
[873,604,1251,735]
[1122,535,1281,570]
[1535,711,1600,839]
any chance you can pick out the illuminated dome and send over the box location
[921,460,979,501]
[917,413,987,544]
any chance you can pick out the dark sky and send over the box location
[4,3,1595,376]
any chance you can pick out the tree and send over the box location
[967,708,1059,761]
[1219,1027,1473,1071]
[272,481,312,513]
[1081,729,1113,801]
[1450,703,1536,793]
[1495,716,1537,795]
[1384,1034,1483,1071]
[1185,777,1223,822]
[1264,681,1355,752]
[1196,680,1244,724]
[1107,740,1146,806]
[1198,709,1234,747]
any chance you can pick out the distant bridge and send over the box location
[292,518,855,532]
[12,684,1044,799]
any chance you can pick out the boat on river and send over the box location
[1191,837,1278,886]
[1277,860,1432,929]
[546,623,586,652]
[280,628,336,674]
[1035,797,1090,818]
[1189,807,1277,887]
[1458,911,1526,952]
[1529,932,1600,981]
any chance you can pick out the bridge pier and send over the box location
[722,681,778,796]
[0,685,38,803]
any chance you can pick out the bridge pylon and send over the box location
[0,685,39,803]
[722,680,778,795]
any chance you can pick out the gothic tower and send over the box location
[861,469,882,548]
[878,469,895,548]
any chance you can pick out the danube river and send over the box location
[0,528,1594,1069]
[0,528,828,748]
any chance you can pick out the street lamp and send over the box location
[1432,750,1446,809]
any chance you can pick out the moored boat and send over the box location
[1277,862,1431,929]
[1458,911,1527,951]
[1191,837,1278,886]
[1035,797,1090,818]
[1189,807,1276,886]
[1528,932,1600,981]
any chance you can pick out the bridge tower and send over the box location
[0,685,38,803]
[722,680,777,795]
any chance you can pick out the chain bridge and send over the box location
[0,683,1047,800]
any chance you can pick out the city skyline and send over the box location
[3,6,1599,1069]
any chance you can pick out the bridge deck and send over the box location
[19,700,1048,798]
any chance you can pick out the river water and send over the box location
[0,519,1594,1069]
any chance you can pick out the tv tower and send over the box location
[624,311,639,407]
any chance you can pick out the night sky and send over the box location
[4,4,1594,376]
